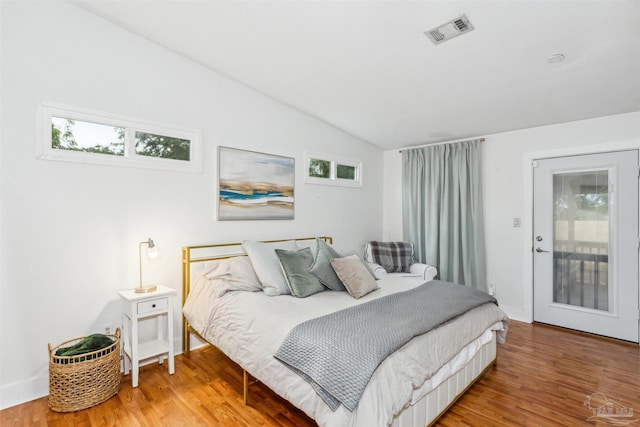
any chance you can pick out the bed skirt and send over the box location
[391,331,497,427]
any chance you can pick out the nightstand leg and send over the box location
[157,315,164,365]
[131,314,139,387]
[122,315,131,376]
[167,304,175,375]
[123,354,130,376]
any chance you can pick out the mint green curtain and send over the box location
[402,139,487,291]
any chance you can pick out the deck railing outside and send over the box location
[553,241,609,311]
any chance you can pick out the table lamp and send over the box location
[136,238,158,293]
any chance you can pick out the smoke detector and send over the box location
[424,15,475,45]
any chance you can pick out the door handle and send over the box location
[535,247,549,253]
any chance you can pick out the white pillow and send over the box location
[203,256,262,297]
[242,240,299,296]
[366,262,388,280]
[183,256,262,332]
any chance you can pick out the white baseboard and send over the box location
[187,334,208,352]
[0,374,48,410]
[1,333,185,410]
[500,304,532,323]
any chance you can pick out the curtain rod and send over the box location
[398,137,485,153]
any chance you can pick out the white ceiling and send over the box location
[71,0,640,150]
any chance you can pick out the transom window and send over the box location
[39,103,202,172]
[305,152,362,187]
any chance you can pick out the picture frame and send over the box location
[218,146,295,220]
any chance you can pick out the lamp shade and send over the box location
[147,239,159,258]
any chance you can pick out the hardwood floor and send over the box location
[2,321,638,426]
[438,322,639,426]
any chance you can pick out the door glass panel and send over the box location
[553,170,609,311]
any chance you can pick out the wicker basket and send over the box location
[48,328,121,412]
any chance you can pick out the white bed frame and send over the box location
[181,237,497,427]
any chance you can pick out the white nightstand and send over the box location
[118,285,176,387]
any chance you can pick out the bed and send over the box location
[181,237,509,427]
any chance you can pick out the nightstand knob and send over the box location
[152,303,156,308]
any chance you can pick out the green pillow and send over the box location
[308,238,347,292]
[275,248,325,298]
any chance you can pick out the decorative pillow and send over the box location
[275,248,325,298]
[183,258,262,332]
[366,262,388,280]
[330,255,379,299]
[308,237,347,291]
[296,238,318,255]
[341,250,379,280]
[202,256,262,297]
[364,241,414,273]
[242,240,299,296]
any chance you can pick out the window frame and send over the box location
[38,102,202,172]
[304,151,362,188]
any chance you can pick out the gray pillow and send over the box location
[330,255,379,299]
[308,237,347,291]
[276,248,325,298]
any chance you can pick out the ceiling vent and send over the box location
[424,15,475,45]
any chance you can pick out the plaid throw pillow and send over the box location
[367,241,414,273]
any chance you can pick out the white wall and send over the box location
[383,111,640,322]
[0,1,383,408]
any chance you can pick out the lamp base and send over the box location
[134,285,158,293]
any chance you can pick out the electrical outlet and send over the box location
[488,284,496,296]
[103,323,112,335]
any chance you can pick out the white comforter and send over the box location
[183,274,508,427]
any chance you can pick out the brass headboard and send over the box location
[181,236,333,357]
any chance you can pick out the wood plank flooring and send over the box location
[2,320,638,426]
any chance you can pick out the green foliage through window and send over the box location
[309,159,331,178]
[336,164,356,180]
[50,117,192,161]
[135,131,190,161]
[305,153,361,187]
[51,117,124,156]
[42,104,201,172]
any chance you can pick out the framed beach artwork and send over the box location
[218,146,295,220]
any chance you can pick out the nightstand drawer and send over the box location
[137,298,168,314]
